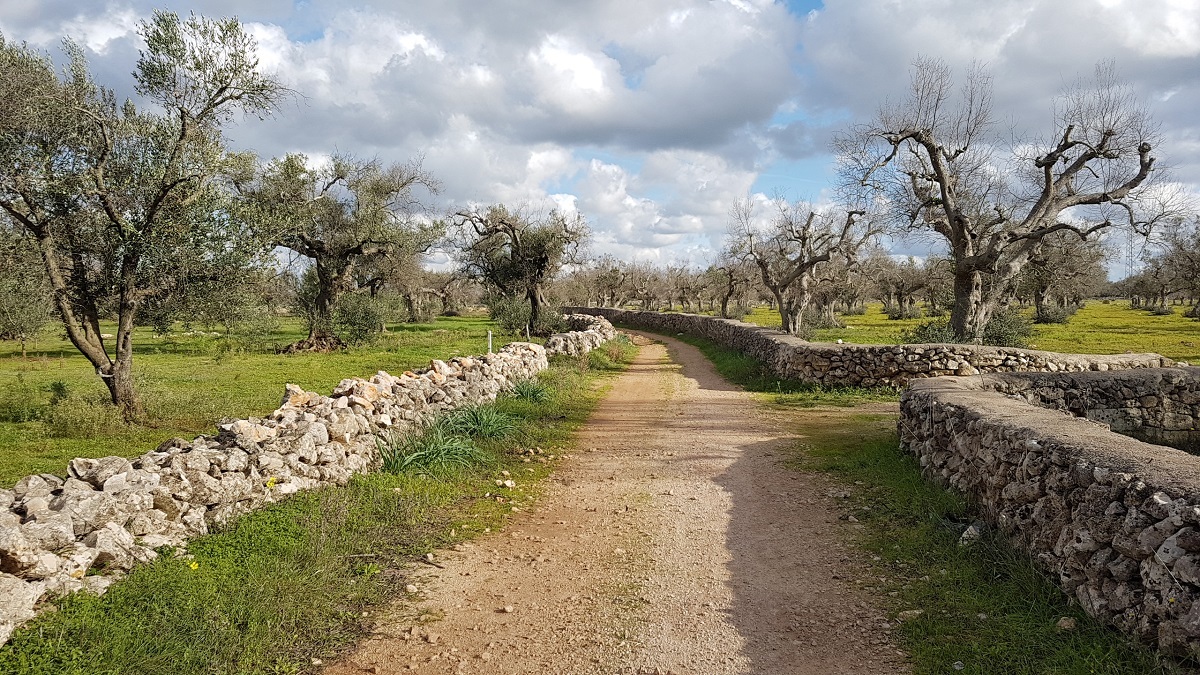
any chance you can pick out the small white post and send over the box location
[488,330,493,353]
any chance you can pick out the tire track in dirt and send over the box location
[325,332,907,674]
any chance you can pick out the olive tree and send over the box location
[244,154,442,350]
[836,59,1173,342]
[0,228,53,357]
[727,196,877,335]
[0,13,285,418]
[451,204,589,334]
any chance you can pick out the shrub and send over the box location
[885,304,923,320]
[899,318,957,344]
[722,304,751,320]
[333,293,384,345]
[439,405,518,440]
[379,425,489,477]
[510,379,551,403]
[1148,305,1175,316]
[840,304,866,316]
[1034,304,1077,324]
[486,296,567,336]
[1186,304,1200,319]
[803,309,843,330]
[898,307,1033,348]
[982,307,1034,348]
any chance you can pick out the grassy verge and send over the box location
[795,415,1178,674]
[0,336,637,675]
[638,328,1179,674]
[0,315,524,485]
[652,329,900,407]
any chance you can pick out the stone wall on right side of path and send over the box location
[899,368,1200,659]
[984,368,1200,449]
[566,307,1178,387]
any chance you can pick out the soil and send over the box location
[325,332,909,674]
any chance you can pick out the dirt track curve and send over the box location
[326,332,907,674]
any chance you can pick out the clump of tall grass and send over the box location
[380,425,491,477]
[510,379,551,403]
[440,404,518,439]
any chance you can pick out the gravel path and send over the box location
[325,332,908,674]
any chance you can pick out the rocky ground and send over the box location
[325,332,908,674]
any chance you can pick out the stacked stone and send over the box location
[985,368,1200,449]
[567,307,1176,386]
[900,372,1200,659]
[543,314,618,357]
[1,326,610,645]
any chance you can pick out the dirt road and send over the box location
[326,333,907,674]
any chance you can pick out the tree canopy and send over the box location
[0,12,287,417]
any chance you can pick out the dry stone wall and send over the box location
[900,368,1200,658]
[0,315,616,645]
[544,313,619,356]
[982,368,1200,450]
[568,308,1177,386]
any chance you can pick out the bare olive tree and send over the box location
[836,59,1178,341]
[727,196,878,335]
[451,204,589,334]
[1016,231,1109,319]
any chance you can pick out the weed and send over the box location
[0,373,42,423]
[380,425,491,477]
[510,379,551,404]
[439,404,518,440]
[586,334,636,371]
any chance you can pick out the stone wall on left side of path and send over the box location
[0,314,618,646]
[544,313,619,356]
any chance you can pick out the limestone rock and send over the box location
[0,573,46,644]
[68,456,135,489]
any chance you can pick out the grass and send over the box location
[379,425,490,476]
[0,315,526,486]
[791,413,1180,674]
[664,332,900,407]
[643,328,1181,674]
[0,337,638,675]
[741,301,1200,363]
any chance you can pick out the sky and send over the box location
[2,0,1198,276]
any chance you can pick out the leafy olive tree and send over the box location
[0,227,53,357]
[242,154,442,350]
[0,12,286,419]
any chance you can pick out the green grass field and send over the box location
[741,301,1200,363]
[0,315,519,486]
